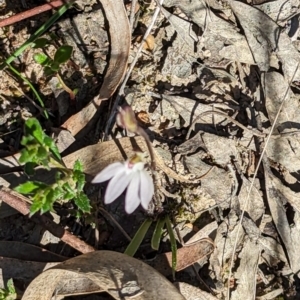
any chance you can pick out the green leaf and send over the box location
[44,66,55,76]
[33,53,49,65]
[73,160,83,172]
[124,219,152,257]
[24,162,36,176]
[41,189,55,214]
[74,192,90,213]
[50,61,60,72]
[19,148,37,163]
[37,146,48,160]
[52,186,64,201]
[54,45,73,65]
[32,38,50,49]
[30,200,43,215]
[15,181,47,194]
[62,182,76,198]
[43,136,61,161]
[24,118,45,145]
[64,191,76,201]
[74,172,85,191]
[165,216,177,280]
[151,217,165,250]
[73,88,79,96]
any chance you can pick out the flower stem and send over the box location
[56,73,76,100]
[137,127,156,170]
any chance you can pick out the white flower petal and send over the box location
[104,169,132,204]
[92,162,124,183]
[125,173,141,214]
[139,170,154,210]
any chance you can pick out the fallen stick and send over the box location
[0,186,95,254]
[0,0,65,28]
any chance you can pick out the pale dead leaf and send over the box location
[255,0,299,24]
[151,93,234,127]
[160,7,197,48]
[265,171,300,274]
[22,251,185,300]
[175,282,218,300]
[230,0,300,81]
[163,0,255,64]
[264,71,300,131]
[231,238,260,300]
[229,1,278,71]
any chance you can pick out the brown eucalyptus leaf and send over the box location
[147,239,214,276]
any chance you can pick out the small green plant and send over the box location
[124,215,177,279]
[0,279,17,300]
[33,41,78,100]
[15,118,90,215]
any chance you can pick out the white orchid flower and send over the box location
[92,154,154,214]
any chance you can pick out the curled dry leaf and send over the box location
[61,0,131,137]
[22,250,185,300]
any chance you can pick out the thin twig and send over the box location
[99,207,132,242]
[0,2,74,70]
[9,78,46,116]
[0,1,65,28]
[0,186,95,254]
[56,73,76,100]
[129,0,138,32]
[186,110,267,140]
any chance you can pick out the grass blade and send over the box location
[165,215,177,280]
[124,219,152,257]
[151,217,165,250]
[0,1,74,69]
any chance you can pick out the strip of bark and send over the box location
[0,186,95,254]
[0,1,64,28]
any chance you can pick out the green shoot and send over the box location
[124,219,153,256]
[0,279,17,300]
[0,2,74,69]
[15,118,91,215]
[7,64,49,118]
[124,215,178,279]
[151,217,165,250]
[0,2,74,119]
[33,44,77,100]
[165,215,177,280]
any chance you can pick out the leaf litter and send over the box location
[0,0,300,299]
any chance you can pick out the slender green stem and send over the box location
[56,72,75,100]
[165,216,177,280]
[8,64,49,119]
[0,1,74,70]
[124,219,153,256]
[49,156,69,172]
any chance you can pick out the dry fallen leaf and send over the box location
[22,251,185,300]
[230,0,300,81]
[61,0,131,137]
